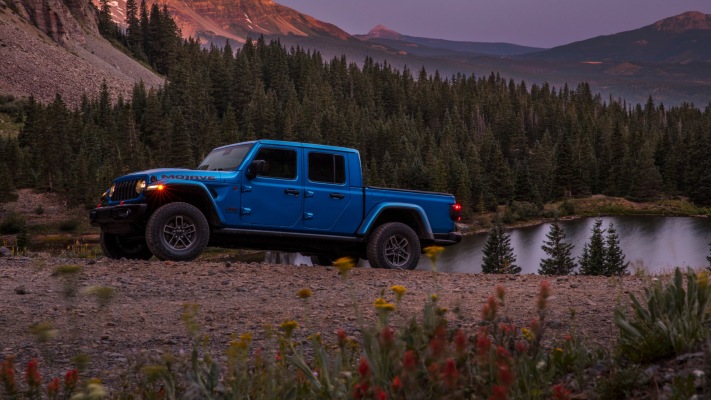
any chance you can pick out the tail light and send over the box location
[450,203,462,221]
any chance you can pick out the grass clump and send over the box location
[614,268,711,363]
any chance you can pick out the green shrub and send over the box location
[614,268,711,363]
[0,211,25,234]
[58,218,81,232]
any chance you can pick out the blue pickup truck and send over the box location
[89,140,462,269]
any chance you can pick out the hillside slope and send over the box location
[0,0,163,106]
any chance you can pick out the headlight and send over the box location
[100,189,109,203]
[135,179,146,193]
[109,184,115,198]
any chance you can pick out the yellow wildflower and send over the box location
[333,257,356,277]
[521,327,534,342]
[297,288,313,299]
[374,297,396,311]
[424,246,445,265]
[390,285,407,301]
[280,320,299,337]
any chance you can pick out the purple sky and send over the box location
[274,0,711,48]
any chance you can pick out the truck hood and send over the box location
[118,168,224,183]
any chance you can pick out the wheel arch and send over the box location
[358,203,433,240]
[146,183,221,227]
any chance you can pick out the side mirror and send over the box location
[246,160,266,180]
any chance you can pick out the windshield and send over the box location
[197,143,253,171]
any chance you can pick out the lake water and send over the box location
[422,216,711,275]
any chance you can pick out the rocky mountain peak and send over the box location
[653,11,711,32]
[364,25,402,40]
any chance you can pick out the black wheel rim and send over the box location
[385,233,410,267]
[161,215,197,251]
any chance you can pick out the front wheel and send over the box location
[100,231,153,260]
[146,202,209,261]
[366,222,420,270]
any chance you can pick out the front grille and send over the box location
[112,179,139,202]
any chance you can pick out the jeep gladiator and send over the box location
[89,140,462,269]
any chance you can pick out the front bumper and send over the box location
[89,204,148,226]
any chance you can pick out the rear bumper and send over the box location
[89,204,147,226]
[432,231,462,246]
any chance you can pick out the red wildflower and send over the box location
[495,346,510,360]
[25,359,41,388]
[1,356,18,395]
[495,285,505,301]
[353,383,365,400]
[552,383,572,400]
[374,386,387,400]
[515,341,527,354]
[391,375,403,391]
[441,358,459,388]
[358,356,370,377]
[380,326,395,348]
[454,329,468,355]
[476,328,492,356]
[489,385,509,400]
[538,281,551,310]
[482,296,498,321]
[402,350,417,371]
[337,329,347,347]
[47,378,60,399]
[64,369,79,391]
[563,334,572,342]
[497,362,514,386]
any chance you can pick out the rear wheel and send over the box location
[100,231,153,260]
[146,202,209,261]
[366,222,420,270]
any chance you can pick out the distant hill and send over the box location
[526,11,711,63]
[356,25,544,57]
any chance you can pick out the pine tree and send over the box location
[0,160,18,203]
[539,219,576,275]
[604,222,628,276]
[482,223,520,274]
[579,218,606,275]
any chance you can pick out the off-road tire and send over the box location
[366,222,420,269]
[100,231,153,260]
[146,202,209,261]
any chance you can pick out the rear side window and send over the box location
[254,148,297,179]
[308,152,346,184]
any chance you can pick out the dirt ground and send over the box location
[0,255,649,385]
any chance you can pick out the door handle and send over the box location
[330,193,345,199]
[284,189,300,196]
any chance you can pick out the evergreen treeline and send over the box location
[1,8,711,212]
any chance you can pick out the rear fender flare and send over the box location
[357,203,434,240]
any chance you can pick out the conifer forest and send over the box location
[1,3,711,215]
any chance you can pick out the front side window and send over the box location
[308,152,346,184]
[254,148,297,179]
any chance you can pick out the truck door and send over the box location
[240,146,302,228]
[303,150,359,233]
